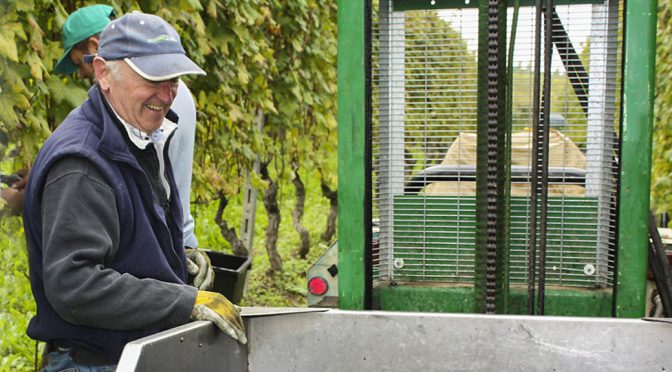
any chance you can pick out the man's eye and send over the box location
[148,80,178,87]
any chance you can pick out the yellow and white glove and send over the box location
[185,248,215,290]
[191,291,247,344]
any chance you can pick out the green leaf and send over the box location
[183,0,204,11]
[0,88,29,124]
[45,76,87,108]
[228,104,245,123]
[207,0,218,18]
[15,0,34,12]
[236,65,250,85]
[25,52,42,80]
[0,32,18,62]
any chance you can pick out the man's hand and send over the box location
[191,291,247,344]
[1,187,24,211]
[0,170,28,213]
[185,248,214,290]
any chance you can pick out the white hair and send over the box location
[105,60,125,81]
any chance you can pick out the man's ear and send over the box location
[92,57,109,91]
[87,37,100,54]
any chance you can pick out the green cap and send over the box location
[54,5,115,75]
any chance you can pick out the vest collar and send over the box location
[80,84,179,162]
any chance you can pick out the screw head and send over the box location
[583,264,596,276]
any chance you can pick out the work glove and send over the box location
[191,291,247,344]
[185,248,215,290]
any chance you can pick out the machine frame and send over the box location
[337,0,657,317]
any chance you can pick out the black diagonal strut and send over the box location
[551,8,589,116]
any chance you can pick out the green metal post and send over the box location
[337,0,367,310]
[616,0,657,317]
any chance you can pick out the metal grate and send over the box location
[371,0,622,288]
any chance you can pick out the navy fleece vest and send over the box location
[23,85,187,361]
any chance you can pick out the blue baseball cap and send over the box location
[86,11,205,81]
[54,5,115,75]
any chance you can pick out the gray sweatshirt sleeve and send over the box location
[41,156,197,331]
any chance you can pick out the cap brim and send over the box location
[54,46,77,75]
[124,54,206,81]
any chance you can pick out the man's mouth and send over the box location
[145,104,165,111]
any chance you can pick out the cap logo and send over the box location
[147,34,176,43]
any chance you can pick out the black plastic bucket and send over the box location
[202,250,251,304]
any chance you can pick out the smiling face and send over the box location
[93,58,178,133]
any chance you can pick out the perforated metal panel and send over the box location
[371,0,622,288]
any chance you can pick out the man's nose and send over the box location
[157,83,176,102]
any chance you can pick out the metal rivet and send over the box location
[584,264,596,276]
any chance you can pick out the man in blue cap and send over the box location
[54,5,207,286]
[26,12,246,371]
